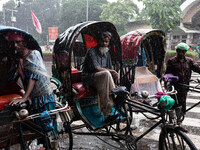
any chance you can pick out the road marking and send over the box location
[129,125,200,148]
[187,98,200,104]
[132,112,200,128]
[186,104,200,113]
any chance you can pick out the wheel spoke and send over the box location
[159,129,197,150]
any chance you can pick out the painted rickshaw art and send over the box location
[121,29,166,78]
[120,29,166,98]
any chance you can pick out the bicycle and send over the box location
[122,84,198,150]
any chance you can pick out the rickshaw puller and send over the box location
[82,31,119,122]
[165,42,200,122]
[6,31,57,146]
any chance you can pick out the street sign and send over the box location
[11,16,16,22]
[48,27,58,42]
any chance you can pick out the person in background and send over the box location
[165,42,200,122]
[82,31,119,122]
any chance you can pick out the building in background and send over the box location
[167,0,200,50]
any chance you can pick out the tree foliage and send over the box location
[0,0,140,43]
[59,0,107,33]
[100,0,139,35]
[139,0,182,33]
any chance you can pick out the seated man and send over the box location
[81,31,119,121]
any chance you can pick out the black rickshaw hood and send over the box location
[53,21,122,62]
[0,25,42,54]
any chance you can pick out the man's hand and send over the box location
[96,67,119,80]
[111,70,119,80]
[9,97,28,106]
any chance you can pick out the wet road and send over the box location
[44,61,200,150]
[32,62,200,149]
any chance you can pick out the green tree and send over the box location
[59,0,107,33]
[100,0,139,35]
[139,0,182,33]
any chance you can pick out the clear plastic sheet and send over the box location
[130,67,162,105]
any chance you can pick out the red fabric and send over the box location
[71,67,78,73]
[72,82,95,99]
[121,30,144,60]
[155,92,167,99]
[6,31,24,41]
[83,34,97,51]
[71,72,81,83]
[31,11,42,34]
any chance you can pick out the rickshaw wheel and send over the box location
[20,131,51,150]
[106,103,133,135]
[117,103,133,133]
[56,102,73,150]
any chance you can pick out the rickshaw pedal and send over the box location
[125,135,137,150]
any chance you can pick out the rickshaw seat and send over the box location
[0,82,23,110]
[0,94,22,110]
[72,82,96,99]
[130,66,162,97]
[71,71,96,99]
[71,71,82,83]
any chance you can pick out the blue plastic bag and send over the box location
[40,110,54,132]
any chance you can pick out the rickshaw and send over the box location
[0,26,72,150]
[120,29,198,149]
[52,21,136,149]
[120,29,166,97]
[52,21,198,150]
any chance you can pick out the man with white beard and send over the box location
[82,31,119,122]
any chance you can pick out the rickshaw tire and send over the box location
[63,121,73,150]
[116,103,133,133]
[159,128,197,150]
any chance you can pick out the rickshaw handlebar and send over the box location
[27,103,69,119]
[141,85,176,99]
